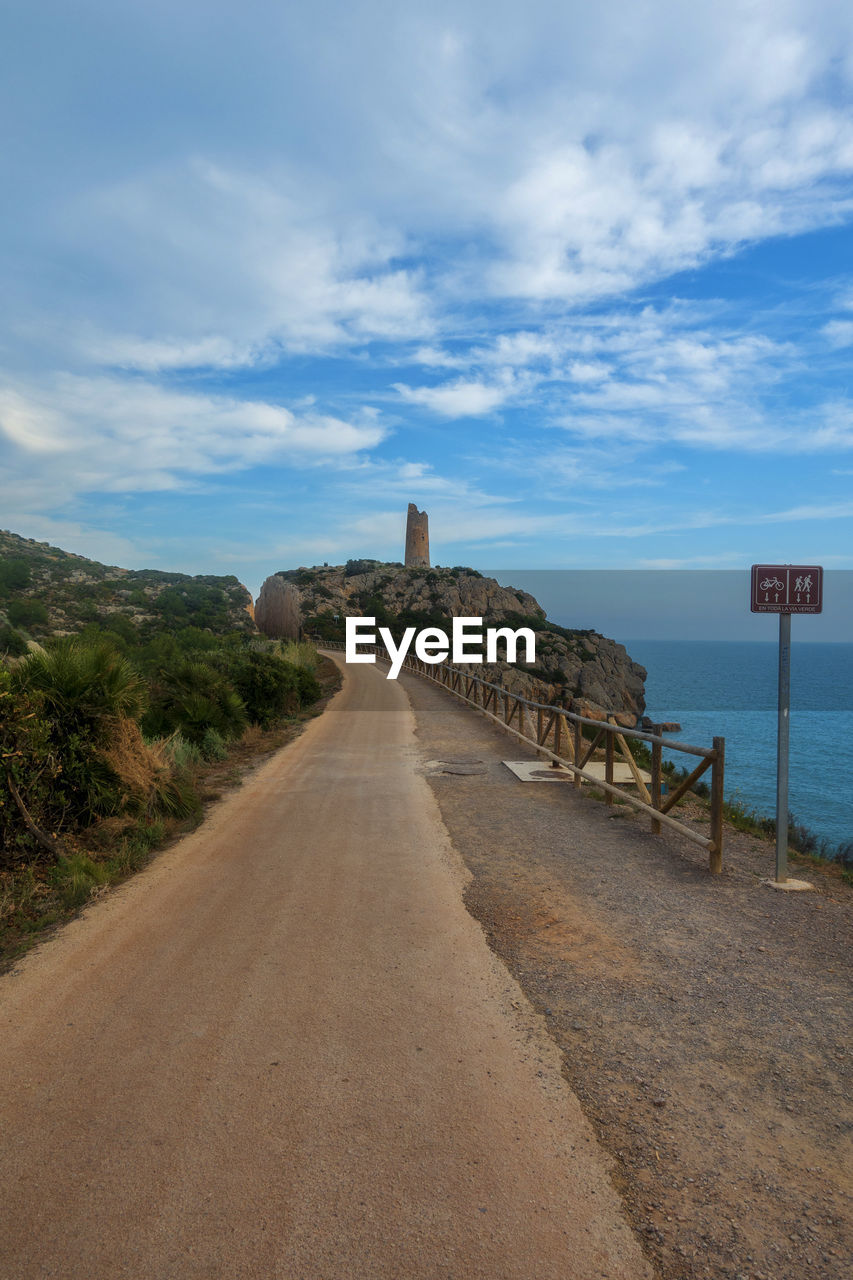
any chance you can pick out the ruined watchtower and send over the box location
[404,503,430,568]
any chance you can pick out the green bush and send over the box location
[7,598,49,630]
[14,638,147,730]
[221,651,301,727]
[158,733,204,771]
[0,557,32,595]
[295,667,321,705]
[303,610,345,641]
[0,672,62,865]
[142,658,247,745]
[0,624,28,657]
[200,727,228,761]
[7,639,154,837]
[345,559,382,577]
[49,853,111,910]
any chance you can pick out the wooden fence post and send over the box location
[709,736,725,873]
[553,712,562,765]
[651,726,662,835]
[605,728,614,804]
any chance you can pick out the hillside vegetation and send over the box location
[0,529,254,657]
[0,532,332,967]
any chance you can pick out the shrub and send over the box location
[7,639,166,837]
[295,667,321,705]
[7,598,49,630]
[279,640,319,672]
[345,559,382,577]
[14,637,147,729]
[221,651,301,727]
[200,727,228,761]
[0,625,28,657]
[303,610,345,641]
[0,672,62,866]
[158,733,204,771]
[142,658,247,745]
[0,558,31,595]
[49,853,111,910]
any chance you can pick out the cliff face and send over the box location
[254,576,300,640]
[272,561,646,725]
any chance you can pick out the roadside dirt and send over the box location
[403,671,852,1280]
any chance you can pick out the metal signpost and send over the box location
[750,565,823,887]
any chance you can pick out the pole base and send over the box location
[760,877,814,892]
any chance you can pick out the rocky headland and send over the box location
[262,560,647,725]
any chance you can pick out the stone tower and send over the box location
[404,503,430,568]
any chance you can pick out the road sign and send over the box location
[750,564,823,614]
[750,563,824,887]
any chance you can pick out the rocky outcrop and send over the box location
[255,576,301,640]
[274,561,647,724]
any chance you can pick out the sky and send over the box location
[2,0,853,635]
[487,570,853,642]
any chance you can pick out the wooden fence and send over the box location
[316,640,726,873]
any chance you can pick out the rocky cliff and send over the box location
[265,561,646,725]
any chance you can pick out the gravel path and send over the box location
[402,669,852,1280]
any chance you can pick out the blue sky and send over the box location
[2,0,853,616]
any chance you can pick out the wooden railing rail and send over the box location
[315,639,725,873]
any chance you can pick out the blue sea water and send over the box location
[624,640,853,855]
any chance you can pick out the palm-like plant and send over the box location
[9,638,149,832]
[13,637,147,731]
[143,658,247,745]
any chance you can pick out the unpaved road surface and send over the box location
[0,657,650,1280]
[402,669,852,1280]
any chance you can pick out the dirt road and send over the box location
[0,656,651,1280]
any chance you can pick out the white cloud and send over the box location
[20,160,435,373]
[394,377,516,417]
[0,374,388,506]
[822,319,853,348]
[568,361,610,384]
[757,499,853,522]
[84,334,275,373]
[490,107,853,302]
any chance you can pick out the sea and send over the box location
[623,640,853,856]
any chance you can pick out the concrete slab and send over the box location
[503,760,573,783]
[760,877,815,892]
[503,760,651,785]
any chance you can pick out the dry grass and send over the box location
[98,716,171,812]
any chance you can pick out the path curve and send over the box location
[0,655,651,1280]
